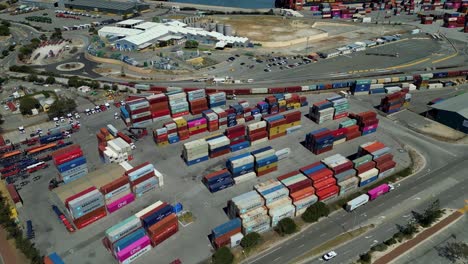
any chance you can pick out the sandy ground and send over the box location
[199,16,323,42]
[417,122,466,142]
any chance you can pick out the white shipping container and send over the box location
[239,206,268,223]
[275,148,291,160]
[263,188,290,205]
[301,85,309,92]
[248,121,267,132]
[251,88,268,94]
[293,194,318,211]
[358,168,379,181]
[234,172,257,184]
[251,138,268,145]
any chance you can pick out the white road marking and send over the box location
[299,244,305,248]
[294,238,300,241]
[274,257,281,262]
[344,250,352,255]
[386,227,394,232]
[377,203,384,207]
[395,194,401,198]
[320,233,328,237]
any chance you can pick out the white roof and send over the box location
[116,19,144,26]
[164,21,187,27]
[98,26,142,37]
[134,22,159,31]
[114,22,249,47]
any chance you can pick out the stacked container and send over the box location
[351,111,379,136]
[247,121,268,146]
[174,117,189,141]
[443,13,465,28]
[309,100,334,124]
[182,139,209,166]
[103,215,144,258]
[277,171,317,216]
[102,138,132,163]
[283,111,302,134]
[251,147,278,176]
[126,98,152,127]
[226,153,255,179]
[331,127,348,146]
[264,95,279,114]
[208,92,226,108]
[225,125,246,147]
[380,91,407,114]
[267,196,295,227]
[211,218,242,248]
[126,162,158,198]
[148,94,170,122]
[351,79,371,95]
[305,128,334,155]
[264,115,287,140]
[162,121,178,144]
[136,201,176,245]
[227,192,269,235]
[370,83,385,94]
[153,127,169,146]
[257,101,269,114]
[213,107,228,130]
[187,117,207,136]
[167,91,189,118]
[359,141,395,178]
[65,187,107,229]
[327,95,349,120]
[120,106,130,125]
[187,89,208,115]
[52,145,88,184]
[203,169,234,193]
[100,174,134,213]
[203,110,219,132]
[206,134,231,158]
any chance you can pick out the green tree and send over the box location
[39,34,47,41]
[112,84,118,91]
[50,28,62,40]
[276,217,297,236]
[67,76,81,87]
[103,84,111,90]
[27,74,38,82]
[240,232,261,249]
[30,38,41,49]
[8,45,15,51]
[45,76,56,84]
[19,96,41,115]
[1,50,8,56]
[47,98,77,119]
[437,241,468,263]
[0,113,4,125]
[90,80,100,89]
[359,252,372,264]
[398,221,418,238]
[152,16,160,22]
[185,40,199,49]
[302,202,330,223]
[212,247,234,264]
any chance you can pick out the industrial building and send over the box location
[430,93,468,133]
[20,0,59,9]
[98,19,249,51]
[63,0,149,15]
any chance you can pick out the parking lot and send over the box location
[9,91,412,264]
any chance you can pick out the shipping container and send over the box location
[345,194,369,212]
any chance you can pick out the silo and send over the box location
[209,23,216,31]
[224,24,232,36]
[216,23,224,34]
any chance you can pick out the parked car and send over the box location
[323,251,337,261]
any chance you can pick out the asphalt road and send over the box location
[243,110,468,264]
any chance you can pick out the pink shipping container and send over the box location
[106,193,135,213]
[188,118,207,128]
[367,183,390,200]
[117,235,151,262]
[362,124,379,132]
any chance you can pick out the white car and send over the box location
[105,103,110,108]
[3,105,9,110]
[323,251,337,261]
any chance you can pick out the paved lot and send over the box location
[12,91,412,264]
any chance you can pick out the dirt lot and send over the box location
[199,16,323,42]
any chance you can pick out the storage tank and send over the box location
[224,24,232,36]
[216,23,224,34]
[209,23,216,31]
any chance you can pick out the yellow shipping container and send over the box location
[256,162,278,172]
[189,124,207,132]
[174,117,187,127]
[205,133,223,139]
[105,134,115,141]
[278,100,287,106]
[269,128,281,136]
[391,77,399,82]
[278,124,288,132]
[10,208,18,219]
[377,79,386,84]
[158,141,169,146]
[291,121,301,127]
[293,103,301,109]
[286,103,293,109]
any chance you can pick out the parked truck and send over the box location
[345,183,394,212]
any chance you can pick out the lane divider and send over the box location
[432,52,459,64]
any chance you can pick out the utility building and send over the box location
[430,93,468,133]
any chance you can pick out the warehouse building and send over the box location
[20,0,59,9]
[430,93,468,133]
[63,0,149,15]
[98,19,249,51]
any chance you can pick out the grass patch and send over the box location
[291,224,374,263]
[178,211,195,224]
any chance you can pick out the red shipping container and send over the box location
[150,222,179,247]
[268,87,285,94]
[53,148,83,166]
[331,161,354,175]
[257,166,278,177]
[332,128,348,138]
[117,132,132,144]
[313,177,337,191]
[6,184,21,204]
[130,172,156,187]
[299,162,323,174]
[225,125,245,135]
[362,142,385,154]
[283,111,301,122]
[374,153,394,165]
[316,185,340,201]
[309,168,334,182]
[333,112,348,120]
[290,186,315,202]
[226,131,245,139]
[210,148,231,158]
[377,160,396,172]
[213,227,242,249]
[151,109,171,118]
[172,111,189,118]
[248,127,267,135]
[245,115,254,122]
[74,206,107,229]
[313,146,333,155]
[148,213,178,236]
[178,130,190,140]
[132,115,152,123]
[100,176,130,195]
[277,171,300,181]
[346,131,361,141]
[189,127,207,136]
[346,125,360,133]
[356,161,376,175]
[287,179,313,194]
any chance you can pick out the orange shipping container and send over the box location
[290,186,315,202]
[148,213,178,236]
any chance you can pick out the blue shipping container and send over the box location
[231,167,255,177]
[113,228,146,253]
[230,141,250,152]
[48,253,65,264]
[57,156,87,173]
[205,171,232,185]
[358,175,378,187]
[142,204,174,229]
[251,146,273,156]
[185,155,209,166]
[209,179,234,193]
[256,155,278,167]
[259,184,284,196]
[212,218,242,238]
[39,133,63,144]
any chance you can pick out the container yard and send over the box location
[1,73,464,264]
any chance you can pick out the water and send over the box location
[170,0,274,9]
